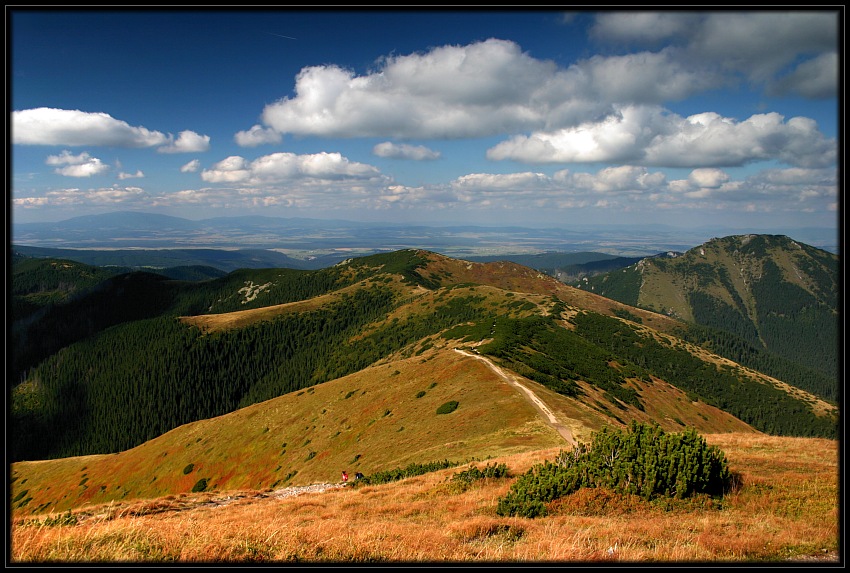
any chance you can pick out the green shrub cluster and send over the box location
[496,422,732,518]
[23,510,79,528]
[353,459,461,487]
[191,478,209,493]
[451,462,509,485]
[436,401,459,415]
[447,463,511,494]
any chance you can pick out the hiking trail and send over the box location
[454,348,577,447]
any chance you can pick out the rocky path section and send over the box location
[205,483,348,508]
[270,482,347,499]
[70,483,350,523]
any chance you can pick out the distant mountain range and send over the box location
[12,244,322,272]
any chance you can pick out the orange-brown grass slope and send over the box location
[10,332,761,520]
[416,250,686,336]
[9,346,567,517]
[10,433,838,563]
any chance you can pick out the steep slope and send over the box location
[10,261,175,385]
[570,235,839,400]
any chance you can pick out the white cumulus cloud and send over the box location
[253,15,836,146]
[260,39,601,139]
[688,168,730,188]
[487,106,835,169]
[201,152,382,184]
[32,185,149,206]
[158,130,211,153]
[45,150,109,177]
[234,124,283,147]
[180,159,201,173]
[373,142,440,160]
[13,108,171,147]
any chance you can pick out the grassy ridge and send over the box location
[10,347,566,516]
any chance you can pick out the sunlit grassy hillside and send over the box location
[10,433,839,563]
[10,332,765,519]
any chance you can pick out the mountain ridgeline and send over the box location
[10,240,838,471]
[569,234,839,402]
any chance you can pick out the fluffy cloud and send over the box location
[254,14,835,144]
[257,38,713,140]
[687,168,729,188]
[260,39,604,139]
[487,106,835,168]
[157,130,211,153]
[13,108,212,155]
[118,170,145,180]
[441,167,669,209]
[200,156,251,183]
[45,150,109,177]
[18,186,149,207]
[201,152,382,184]
[234,125,283,147]
[643,112,835,168]
[13,108,171,147]
[180,159,201,173]
[12,196,49,208]
[559,166,668,194]
[373,142,440,160]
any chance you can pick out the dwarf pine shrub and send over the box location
[451,462,509,485]
[436,401,459,414]
[353,459,461,487]
[496,421,732,518]
[191,478,209,493]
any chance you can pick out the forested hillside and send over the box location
[10,247,837,464]
[570,235,839,401]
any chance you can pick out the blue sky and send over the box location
[9,8,841,234]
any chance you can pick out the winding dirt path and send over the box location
[454,349,577,447]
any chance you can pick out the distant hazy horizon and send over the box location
[10,209,839,258]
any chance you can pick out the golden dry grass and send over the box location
[10,433,839,564]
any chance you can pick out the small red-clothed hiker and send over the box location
[342,471,348,483]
